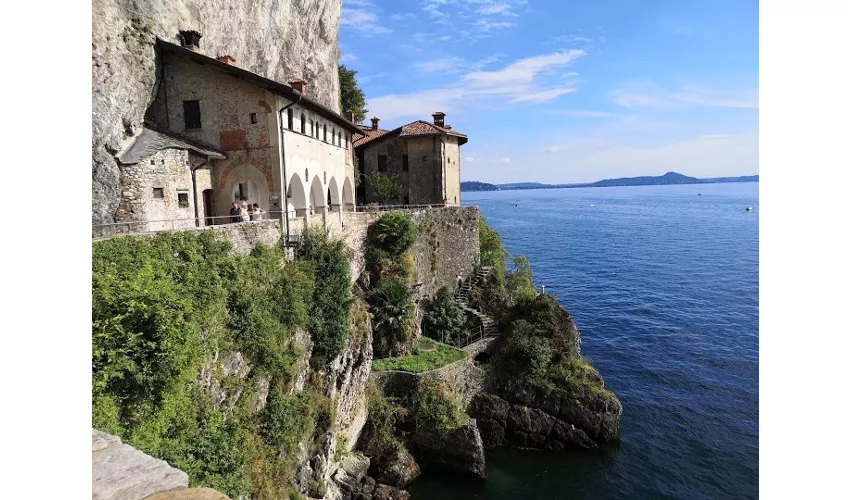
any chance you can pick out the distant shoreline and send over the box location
[462,172,759,193]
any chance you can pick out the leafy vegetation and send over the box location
[411,378,468,431]
[421,287,467,344]
[367,279,416,356]
[505,255,537,305]
[295,226,352,365]
[92,230,350,499]
[339,64,368,123]
[468,216,508,319]
[366,172,403,205]
[364,212,419,356]
[372,339,466,373]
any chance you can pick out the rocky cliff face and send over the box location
[92,0,342,224]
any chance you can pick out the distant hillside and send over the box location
[461,172,758,192]
[460,181,500,191]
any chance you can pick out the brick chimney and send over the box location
[217,55,236,64]
[178,30,202,52]
[371,117,380,131]
[432,111,446,127]
[345,110,355,122]
[290,80,307,95]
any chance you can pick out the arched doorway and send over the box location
[287,172,308,217]
[220,164,271,218]
[309,175,326,215]
[342,177,355,211]
[327,177,341,212]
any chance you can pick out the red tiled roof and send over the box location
[353,125,392,147]
[354,120,468,149]
[398,120,468,144]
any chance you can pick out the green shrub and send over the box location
[368,211,418,256]
[367,278,416,356]
[493,320,553,379]
[92,231,339,499]
[372,339,466,373]
[505,255,537,305]
[421,287,467,344]
[411,378,467,431]
[296,227,352,365]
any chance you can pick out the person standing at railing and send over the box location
[230,202,241,224]
[252,203,264,221]
[240,202,250,222]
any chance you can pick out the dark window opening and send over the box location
[250,113,257,124]
[323,125,328,142]
[337,131,342,146]
[301,114,306,134]
[310,120,314,136]
[287,109,294,130]
[422,155,428,163]
[178,192,189,208]
[150,160,155,165]
[402,154,409,172]
[378,154,387,172]
[152,188,164,199]
[183,100,201,129]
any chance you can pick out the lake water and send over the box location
[408,183,759,499]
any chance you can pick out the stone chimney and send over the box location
[432,111,446,127]
[217,55,236,64]
[371,117,380,131]
[345,110,355,123]
[178,30,202,52]
[290,80,307,95]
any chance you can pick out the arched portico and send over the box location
[220,164,271,218]
[327,177,341,212]
[287,172,308,217]
[309,175,326,215]
[342,177,355,212]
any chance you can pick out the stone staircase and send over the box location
[452,266,499,346]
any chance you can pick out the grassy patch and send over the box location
[372,339,467,373]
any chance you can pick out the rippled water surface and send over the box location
[408,183,759,499]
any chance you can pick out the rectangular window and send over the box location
[183,100,201,129]
[250,113,257,124]
[287,109,294,130]
[422,155,428,163]
[152,188,164,199]
[177,192,189,208]
[378,154,387,172]
[402,154,409,172]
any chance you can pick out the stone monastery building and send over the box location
[115,30,362,232]
[353,113,467,207]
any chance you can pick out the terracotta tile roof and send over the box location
[353,125,393,147]
[354,121,468,149]
[398,120,468,144]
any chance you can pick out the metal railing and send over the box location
[92,214,281,238]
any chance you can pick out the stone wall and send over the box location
[409,206,480,299]
[93,0,343,225]
[116,148,198,231]
[371,356,484,406]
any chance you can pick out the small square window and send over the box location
[150,160,155,165]
[152,188,164,199]
[178,192,189,208]
[422,155,428,162]
[250,113,257,124]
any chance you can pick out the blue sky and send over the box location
[339,0,758,183]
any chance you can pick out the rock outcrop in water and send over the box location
[92,0,342,224]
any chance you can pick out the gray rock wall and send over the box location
[93,0,343,224]
[410,206,480,299]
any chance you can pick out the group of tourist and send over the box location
[229,201,265,223]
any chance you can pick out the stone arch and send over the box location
[309,175,326,214]
[219,163,271,218]
[342,177,355,211]
[327,177,341,211]
[287,172,308,216]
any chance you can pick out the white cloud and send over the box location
[478,3,515,15]
[416,57,465,72]
[340,53,357,63]
[611,82,759,109]
[341,1,392,36]
[511,88,577,103]
[500,157,512,164]
[368,50,586,121]
[550,110,615,118]
[466,156,477,162]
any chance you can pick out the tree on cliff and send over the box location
[339,65,368,123]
